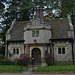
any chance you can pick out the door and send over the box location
[32,48,41,64]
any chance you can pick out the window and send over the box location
[36,31,39,37]
[58,48,61,54]
[32,31,35,37]
[17,48,19,54]
[62,48,65,54]
[13,48,19,54]
[58,47,66,54]
[32,31,39,37]
[13,49,15,54]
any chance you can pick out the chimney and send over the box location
[36,8,44,22]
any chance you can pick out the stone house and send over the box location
[5,9,74,66]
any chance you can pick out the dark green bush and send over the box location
[0,54,14,65]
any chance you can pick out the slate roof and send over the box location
[9,21,29,41]
[45,18,70,39]
[7,18,71,41]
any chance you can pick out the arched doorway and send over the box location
[32,48,41,64]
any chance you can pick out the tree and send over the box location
[0,2,5,9]
[60,0,75,18]
[60,0,75,33]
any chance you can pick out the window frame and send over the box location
[32,31,36,37]
[58,48,61,54]
[36,31,39,37]
[12,48,20,55]
[32,30,39,37]
[62,48,65,54]
[57,47,66,54]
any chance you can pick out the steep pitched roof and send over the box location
[45,18,70,39]
[9,21,29,41]
[7,18,71,41]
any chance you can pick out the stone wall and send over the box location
[53,41,72,61]
[24,29,51,44]
[7,42,24,60]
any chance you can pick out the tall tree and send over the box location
[59,0,75,32]
[0,2,5,9]
[60,0,75,18]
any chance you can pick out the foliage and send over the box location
[13,58,20,65]
[0,65,27,72]
[45,53,54,65]
[0,46,5,55]
[0,54,14,65]
[60,0,75,18]
[60,0,75,35]
[0,0,75,47]
[36,65,75,72]
[0,2,5,9]
[20,53,29,66]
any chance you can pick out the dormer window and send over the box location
[32,30,39,37]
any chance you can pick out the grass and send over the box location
[36,65,75,72]
[0,65,27,72]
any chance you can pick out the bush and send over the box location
[0,54,14,65]
[45,53,54,65]
[20,53,29,66]
[13,58,20,65]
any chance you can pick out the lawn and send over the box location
[0,65,27,72]
[36,65,75,72]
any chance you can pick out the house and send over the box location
[5,8,74,66]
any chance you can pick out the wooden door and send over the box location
[32,48,41,64]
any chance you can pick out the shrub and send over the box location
[0,54,14,65]
[0,54,4,59]
[20,53,29,66]
[45,53,54,65]
[13,58,20,65]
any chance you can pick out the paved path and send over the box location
[22,66,38,74]
[22,67,33,74]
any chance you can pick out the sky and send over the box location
[0,2,9,33]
